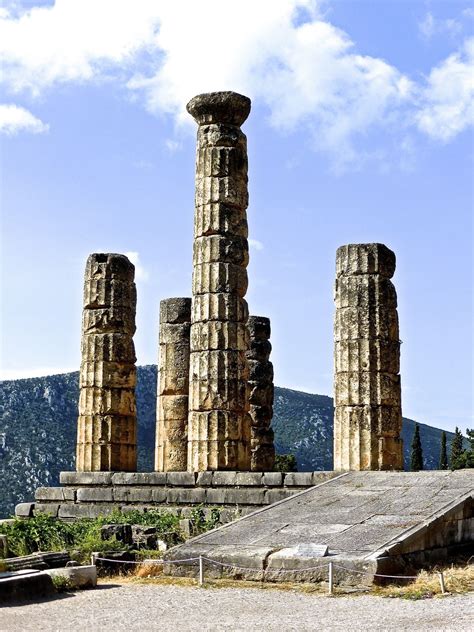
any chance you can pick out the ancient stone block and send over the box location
[191,322,249,352]
[192,293,249,324]
[111,472,167,485]
[247,316,275,471]
[192,262,248,296]
[76,253,137,472]
[194,203,248,240]
[76,487,113,503]
[236,472,263,486]
[334,244,403,471]
[166,472,196,487]
[155,298,191,472]
[263,472,283,486]
[213,471,237,486]
[284,472,313,486]
[60,471,113,485]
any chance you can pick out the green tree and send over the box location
[450,427,464,470]
[274,454,298,472]
[410,424,423,471]
[438,431,448,470]
[452,428,474,469]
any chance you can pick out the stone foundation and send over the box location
[24,472,338,523]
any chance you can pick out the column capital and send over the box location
[187,91,251,126]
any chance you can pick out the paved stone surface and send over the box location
[167,470,473,576]
[1,583,472,631]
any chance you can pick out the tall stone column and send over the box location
[187,91,252,471]
[155,298,191,471]
[333,243,403,471]
[247,316,275,471]
[76,253,137,472]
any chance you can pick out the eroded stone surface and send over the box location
[188,92,252,471]
[155,298,191,471]
[334,244,403,471]
[76,253,137,472]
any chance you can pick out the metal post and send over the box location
[199,555,204,586]
[438,571,446,594]
[328,561,334,595]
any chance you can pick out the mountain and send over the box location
[0,365,461,518]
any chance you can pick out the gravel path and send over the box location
[2,583,473,631]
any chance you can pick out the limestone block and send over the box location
[190,322,249,352]
[15,503,34,518]
[192,293,249,324]
[334,372,401,407]
[248,383,274,408]
[81,333,136,363]
[160,297,192,324]
[236,472,263,486]
[196,471,213,486]
[35,487,76,502]
[188,433,250,471]
[213,471,237,486]
[197,122,247,148]
[82,307,136,335]
[167,488,207,504]
[266,489,296,504]
[334,275,397,310]
[335,339,400,374]
[248,359,274,385]
[60,471,113,485]
[83,278,137,310]
[284,472,313,486]
[263,472,283,486]
[188,411,251,442]
[195,175,248,208]
[189,349,248,380]
[166,472,196,486]
[193,235,249,266]
[221,488,266,505]
[336,243,396,279]
[76,441,136,472]
[157,395,189,420]
[247,316,271,341]
[113,487,153,503]
[196,145,247,178]
[192,262,248,296]
[152,488,168,503]
[77,415,137,444]
[334,306,399,342]
[46,566,97,589]
[85,253,135,283]
[111,472,167,485]
[77,487,113,502]
[194,203,248,239]
[101,524,133,544]
[159,323,191,345]
[159,367,189,396]
[33,504,59,517]
[189,378,248,412]
[80,361,136,389]
[248,339,272,363]
[248,405,274,427]
[58,503,116,520]
[79,387,136,416]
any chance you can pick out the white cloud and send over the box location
[418,9,471,41]
[125,251,149,282]
[165,138,182,153]
[248,238,264,251]
[0,103,49,135]
[417,38,474,141]
[0,1,472,164]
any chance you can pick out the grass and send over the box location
[102,562,474,599]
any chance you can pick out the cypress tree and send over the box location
[410,423,423,471]
[438,431,448,470]
[450,427,464,470]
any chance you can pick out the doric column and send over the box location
[247,316,275,471]
[187,91,252,471]
[155,298,191,471]
[333,243,403,470]
[76,253,137,471]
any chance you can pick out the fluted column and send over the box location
[333,243,403,470]
[247,316,275,471]
[187,91,252,471]
[155,298,191,471]
[76,253,137,471]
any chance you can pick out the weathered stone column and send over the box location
[247,316,275,471]
[155,298,191,471]
[187,91,252,471]
[76,253,137,472]
[333,243,403,471]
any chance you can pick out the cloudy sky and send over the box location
[1,0,472,433]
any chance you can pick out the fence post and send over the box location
[199,555,204,586]
[328,561,333,595]
[438,571,446,594]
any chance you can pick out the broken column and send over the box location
[187,91,252,471]
[76,253,137,472]
[155,298,191,471]
[247,316,275,471]
[333,243,403,470]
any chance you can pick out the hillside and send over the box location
[0,365,460,518]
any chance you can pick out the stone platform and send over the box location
[19,472,338,523]
[164,470,474,585]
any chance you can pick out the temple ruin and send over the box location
[333,243,403,470]
[76,253,137,472]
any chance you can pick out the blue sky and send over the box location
[0,0,472,433]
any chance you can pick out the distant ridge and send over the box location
[0,365,459,517]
